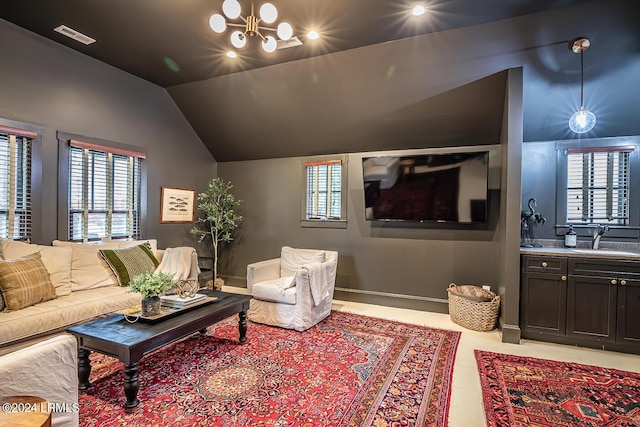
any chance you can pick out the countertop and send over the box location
[520,246,640,261]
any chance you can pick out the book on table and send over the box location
[160,293,206,308]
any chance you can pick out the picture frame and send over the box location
[160,187,195,223]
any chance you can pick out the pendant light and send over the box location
[568,37,596,134]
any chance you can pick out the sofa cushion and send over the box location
[99,243,159,286]
[280,246,326,277]
[0,239,73,296]
[0,253,57,311]
[52,241,120,291]
[0,286,141,346]
[251,278,297,305]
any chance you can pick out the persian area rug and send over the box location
[475,350,640,427]
[79,311,460,426]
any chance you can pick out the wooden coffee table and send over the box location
[67,291,251,410]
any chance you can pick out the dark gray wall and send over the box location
[217,145,504,313]
[521,142,558,240]
[0,20,216,248]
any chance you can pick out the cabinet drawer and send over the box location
[522,255,567,274]
[569,258,640,277]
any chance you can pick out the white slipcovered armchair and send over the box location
[247,246,338,332]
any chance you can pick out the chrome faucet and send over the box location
[591,224,609,249]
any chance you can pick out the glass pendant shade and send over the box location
[222,0,241,19]
[277,22,293,40]
[260,3,278,24]
[262,36,277,53]
[209,14,227,33]
[569,107,596,134]
[230,31,246,48]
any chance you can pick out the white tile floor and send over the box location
[225,286,640,426]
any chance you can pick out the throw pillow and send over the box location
[53,240,122,291]
[280,246,326,277]
[99,243,160,287]
[0,253,57,311]
[0,239,73,296]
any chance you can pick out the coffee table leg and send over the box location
[78,348,92,390]
[239,310,247,344]
[123,363,140,410]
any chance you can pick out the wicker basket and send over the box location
[447,283,500,332]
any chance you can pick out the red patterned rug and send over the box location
[79,311,460,426]
[475,350,640,427]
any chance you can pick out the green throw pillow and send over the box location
[99,243,159,286]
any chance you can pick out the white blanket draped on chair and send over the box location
[155,247,200,281]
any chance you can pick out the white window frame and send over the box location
[301,156,348,229]
[556,136,639,239]
[0,120,42,242]
[58,132,146,242]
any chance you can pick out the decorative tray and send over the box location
[118,296,218,324]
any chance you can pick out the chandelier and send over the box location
[209,0,293,53]
[568,37,596,134]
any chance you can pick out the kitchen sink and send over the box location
[570,248,640,257]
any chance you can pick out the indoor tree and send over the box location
[191,177,242,288]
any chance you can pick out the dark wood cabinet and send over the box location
[617,278,640,346]
[520,253,640,354]
[567,275,617,342]
[520,271,567,337]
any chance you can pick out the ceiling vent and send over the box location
[53,25,96,45]
[277,37,303,50]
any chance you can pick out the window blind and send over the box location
[305,160,342,220]
[566,147,631,224]
[68,143,142,242]
[0,128,32,240]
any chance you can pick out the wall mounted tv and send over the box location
[362,151,489,224]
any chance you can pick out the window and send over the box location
[566,147,631,225]
[556,137,639,239]
[61,136,145,242]
[0,125,35,240]
[302,158,347,228]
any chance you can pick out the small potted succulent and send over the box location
[129,272,176,316]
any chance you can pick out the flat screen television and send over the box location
[362,151,489,223]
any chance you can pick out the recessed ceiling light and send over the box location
[307,31,319,40]
[412,5,427,16]
[53,25,96,45]
[226,51,238,58]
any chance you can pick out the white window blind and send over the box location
[0,125,34,240]
[566,146,632,224]
[305,160,343,220]
[68,140,143,242]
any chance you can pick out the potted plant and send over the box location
[191,177,243,290]
[130,272,176,316]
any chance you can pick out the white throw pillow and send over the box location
[280,246,326,277]
[0,240,73,296]
[52,241,120,291]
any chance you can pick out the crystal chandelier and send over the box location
[568,37,596,134]
[209,0,293,53]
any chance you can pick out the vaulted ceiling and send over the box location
[3,0,639,161]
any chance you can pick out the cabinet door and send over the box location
[520,272,567,337]
[617,278,640,346]
[567,275,617,342]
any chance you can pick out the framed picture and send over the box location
[160,187,195,223]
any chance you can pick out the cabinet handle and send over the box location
[620,280,627,286]
[561,275,567,282]
[611,279,617,285]
[541,262,548,268]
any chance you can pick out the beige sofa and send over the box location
[0,238,189,427]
